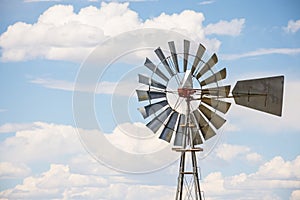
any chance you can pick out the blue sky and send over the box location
[0,0,300,199]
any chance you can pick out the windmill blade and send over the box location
[196,54,218,79]
[144,58,169,82]
[146,107,172,133]
[202,85,231,97]
[138,74,166,89]
[191,127,203,145]
[159,112,179,142]
[192,110,216,140]
[174,114,185,146]
[200,68,227,87]
[155,47,175,77]
[191,43,206,75]
[138,100,168,118]
[168,41,179,73]
[183,40,190,72]
[199,104,226,129]
[201,97,231,114]
[232,75,284,116]
[136,90,166,101]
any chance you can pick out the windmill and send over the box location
[136,40,284,199]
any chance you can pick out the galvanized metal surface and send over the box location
[232,76,284,116]
[138,74,166,89]
[191,43,206,75]
[196,53,218,79]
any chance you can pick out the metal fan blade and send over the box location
[199,104,226,129]
[201,97,231,114]
[174,114,185,146]
[155,47,175,77]
[144,58,169,82]
[146,107,172,133]
[159,112,179,142]
[136,90,166,101]
[202,85,231,97]
[232,75,284,116]
[193,110,216,140]
[138,100,168,118]
[181,70,193,89]
[138,74,166,89]
[183,40,190,72]
[200,68,227,87]
[191,43,206,75]
[168,41,179,73]
[191,127,203,145]
[196,53,218,79]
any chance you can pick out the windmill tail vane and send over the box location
[136,39,284,200]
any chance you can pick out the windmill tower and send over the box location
[136,40,284,199]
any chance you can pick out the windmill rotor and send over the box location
[137,40,231,149]
[136,39,284,200]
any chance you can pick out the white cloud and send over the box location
[246,152,263,163]
[0,163,175,200]
[0,2,245,62]
[105,122,168,154]
[30,77,139,96]
[204,19,245,36]
[0,121,299,199]
[214,143,264,164]
[204,18,245,36]
[0,122,39,133]
[222,48,300,60]
[24,0,61,2]
[0,164,108,199]
[0,162,31,179]
[0,121,178,173]
[201,156,300,199]
[0,109,7,112]
[199,0,214,5]
[215,143,250,161]
[284,19,300,33]
[290,190,300,200]
[255,156,300,180]
[225,156,300,190]
[0,122,83,163]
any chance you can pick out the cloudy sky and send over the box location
[0,0,300,199]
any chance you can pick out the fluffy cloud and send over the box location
[225,156,300,190]
[204,18,245,36]
[0,122,83,163]
[0,164,108,199]
[0,121,178,173]
[0,121,299,199]
[201,156,300,200]
[0,2,245,62]
[214,143,263,163]
[290,190,300,200]
[215,143,250,161]
[0,162,31,179]
[0,122,39,133]
[284,19,300,33]
[0,163,175,200]
[255,156,300,180]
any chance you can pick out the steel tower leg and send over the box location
[191,151,202,200]
[175,152,185,200]
[175,150,202,200]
